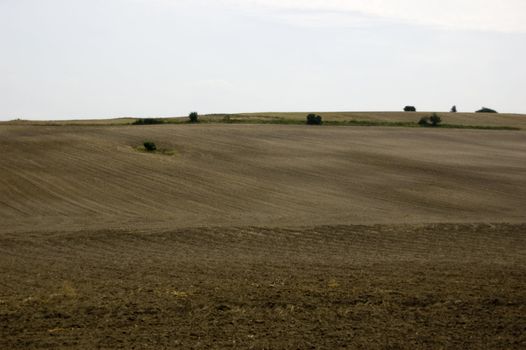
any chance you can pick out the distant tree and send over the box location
[476,107,498,113]
[306,113,323,125]
[404,106,416,112]
[450,105,457,113]
[429,113,442,126]
[143,141,157,151]
[188,111,199,123]
[418,113,442,127]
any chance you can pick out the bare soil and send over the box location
[1,124,525,349]
[1,224,525,349]
[1,125,525,233]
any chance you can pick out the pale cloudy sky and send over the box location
[1,0,525,120]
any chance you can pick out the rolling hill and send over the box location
[1,116,525,349]
[0,123,525,233]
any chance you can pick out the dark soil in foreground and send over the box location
[1,224,525,349]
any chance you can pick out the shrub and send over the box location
[132,118,164,125]
[450,105,457,113]
[306,114,323,125]
[418,116,430,126]
[419,113,442,127]
[143,141,157,151]
[189,111,199,123]
[429,113,442,126]
[404,106,416,112]
[476,107,498,113]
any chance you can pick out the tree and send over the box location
[429,113,442,126]
[476,107,497,113]
[418,113,442,127]
[188,111,199,123]
[306,113,323,125]
[404,106,416,112]
[450,105,457,113]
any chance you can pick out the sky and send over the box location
[1,0,525,120]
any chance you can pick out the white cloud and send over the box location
[221,0,526,32]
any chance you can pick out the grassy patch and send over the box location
[124,114,522,130]
[324,120,416,127]
[200,117,521,130]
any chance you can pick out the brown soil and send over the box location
[1,224,525,349]
[1,124,525,349]
[1,125,525,233]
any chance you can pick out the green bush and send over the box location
[143,141,157,151]
[476,107,497,113]
[132,118,164,125]
[306,114,323,125]
[429,113,442,126]
[189,111,199,123]
[418,116,430,126]
[419,113,442,127]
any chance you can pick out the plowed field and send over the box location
[1,124,525,349]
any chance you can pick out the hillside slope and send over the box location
[2,123,526,349]
[1,124,525,233]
